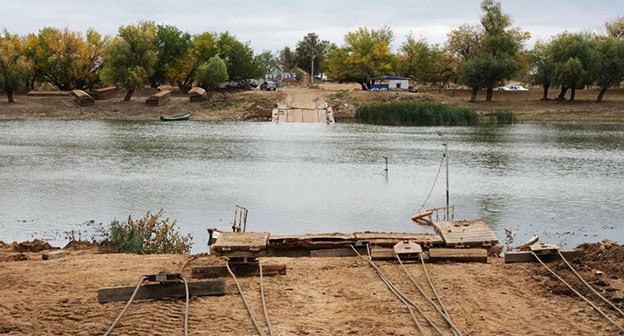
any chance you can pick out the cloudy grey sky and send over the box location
[0,0,617,52]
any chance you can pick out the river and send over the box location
[0,120,622,252]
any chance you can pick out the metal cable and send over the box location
[351,245,444,336]
[417,153,445,213]
[532,252,624,333]
[226,261,267,336]
[181,276,190,336]
[557,251,624,318]
[259,260,274,336]
[397,255,463,336]
[103,276,146,336]
[419,254,455,324]
[179,255,199,274]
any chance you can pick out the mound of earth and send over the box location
[532,240,624,310]
[13,239,54,252]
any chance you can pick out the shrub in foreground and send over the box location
[109,209,193,254]
[355,102,479,126]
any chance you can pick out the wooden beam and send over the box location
[504,250,583,263]
[310,248,360,257]
[98,280,225,303]
[370,248,396,260]
[191,263,286,279]
[428,248,488,263]
[42,250,66,260]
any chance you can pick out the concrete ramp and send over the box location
[272,90,335,124]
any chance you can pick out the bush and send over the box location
[355,102,479,126]
[109,209,193,254]
[487,109,517,124]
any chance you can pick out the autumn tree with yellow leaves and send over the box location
[0,32,32,102]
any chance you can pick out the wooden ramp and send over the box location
[272,101,332,123]
[434,219,499,248]
[211,232,269,258]
[212,231,443,258]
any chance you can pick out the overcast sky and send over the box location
[0,0,617,53]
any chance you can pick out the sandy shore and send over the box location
[1,85,623,122]
[0,241,623,335]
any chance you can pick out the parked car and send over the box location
[496,85,528,91]
[260,80,278,91]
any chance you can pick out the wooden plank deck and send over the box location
[353,232,443,247]
[211,232,269,255]
[434,220,499,247]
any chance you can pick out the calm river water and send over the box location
[0,120,622,252]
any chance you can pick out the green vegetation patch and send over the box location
[355,102,479,126]
[483,109,517,124]
[109,209,193,254]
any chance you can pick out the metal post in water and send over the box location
[437,132,449,220]
[383,156,388,176]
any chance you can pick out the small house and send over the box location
[370,76,410,91]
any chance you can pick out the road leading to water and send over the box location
[274,87,331,123]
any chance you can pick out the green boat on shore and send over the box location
[160,112,192,121]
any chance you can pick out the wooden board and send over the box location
[27,91,70,97]
[211,232,269,255]
[71,89,95,106]
[434,220,499,247]
[310,247,363,257]
[268,233,355,250]
[188,87,206,102]
[98,280,225,303]
[428,248,488,263]
[369,248,396,260]
[145,90,171,106]
[354,232,443,247]
[90,87,117,100]
[42,250,66,260]
[191,263,286,279]
[504,250,583,263]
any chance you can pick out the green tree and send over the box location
[399,35,455,91]
[528,41,556,100]
[0,32,32,102]
[167,32,219,93]
[327,26,395,90]
[278,46,298,71]
[150,24,191,88]
[592,37,624,102]
[549,33,594,101]
[197,55,228,89]
[218,32,262,84]
[101,22,158,101]
[457,0,528,101]
[255,50,277,75]
[295,32,330,78]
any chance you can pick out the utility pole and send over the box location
[310,55,315,87]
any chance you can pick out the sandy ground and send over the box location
[1,85,623,122]
[0,242,623,335]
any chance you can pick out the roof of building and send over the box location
[370,76,410,81]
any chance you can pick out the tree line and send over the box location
[0,22,268,102]
[321,0,624,102]
[1,0,623,103]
